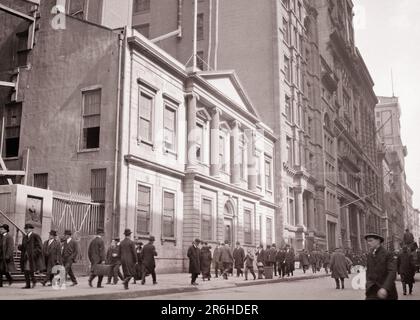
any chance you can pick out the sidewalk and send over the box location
[0,269,329,300]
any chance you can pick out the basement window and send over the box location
[81,89,101,150]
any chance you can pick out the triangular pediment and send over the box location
[198,70,260,119]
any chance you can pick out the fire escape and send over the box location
[0,0,40,185]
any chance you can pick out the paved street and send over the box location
[0,269,327,300]
[132,273,420,300]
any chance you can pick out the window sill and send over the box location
[163,148,178,158]
[3,156,20,160]
[135,234,151,241]
[161,237,177,245]
[138,139,155,150]
[77,148,100,154]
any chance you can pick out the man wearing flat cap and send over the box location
[0,224,16,287]
[365,232,398,300]
[88,228,106,288]
[41,230,62,286]
[140,235,158,285]
[62,229,78,286]
[120,229,137,290]
[19,223,44,289]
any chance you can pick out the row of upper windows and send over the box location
[139,85,275,192]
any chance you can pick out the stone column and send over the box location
[356,209,362,253]
[247,129,257,191]
[296,188,304,228]
[308,194,315,231]
[210,107,221,177]
[186,92,199,171]
[230,120,240,185]
[344,206,351,250]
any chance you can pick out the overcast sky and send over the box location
[353,0,420,208]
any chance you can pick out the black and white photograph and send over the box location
[0,0,419,313]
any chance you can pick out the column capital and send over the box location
[210,106,222,117]
[184,91,200,101]
[229,119,241,129]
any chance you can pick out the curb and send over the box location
[36,273,329,300]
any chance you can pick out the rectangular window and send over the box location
[244,209,252,244]
[4,104,22,158]
[163,105,176,151]
[196,123,204,162]
[137,185,151,235]
[134,0,150,13]
[283,19,290,44]
[239,135,246,180]
[256,153,262,187]
[298,1,302,20]
[16,31,29,66]
[201,198,212,241]
[219,135,226,172]
[308,117,312,136]
[265,157,272,191]
[266,217,273,245]
[134,24,150,38]
[139,91,153,143]
[34,173,48,189]
[259,215,263,244]
[68,0,85,18]
[285,96,292,121]
[163,191,175,238]
[197,13,204,40]
[288,188,295,225]
[284,56,291,82]
[91,169,106,202]
[286,136,293,165]
[196,51,204,70]
[81,89,101,150]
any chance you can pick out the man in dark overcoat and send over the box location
[233,241,245,277]
[41,230,62,286]
[285,245,295,276]
[200,242,212,281]
[365,232,398,300]
[88,228,106,288]
[62,229,78,286]
[141,235,158,285]
[187,238,201,285]
[0,224,16,287]
[270,244,278,276]
[212,242,222,278]
[276,248,286,278]
[120,229,137,290]
[19,224,44,289]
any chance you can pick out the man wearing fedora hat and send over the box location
[187,239,201,285]
[120,229,137,290]
[140,235,158,285]
[19,224,44,289]
[62,229,78,286]
[364,232,398,300]
[0,224,16,287]
[88,228,106,288]
[41,230,62,286]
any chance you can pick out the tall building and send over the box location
[375,96,413,242]
[315,0,383,253]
